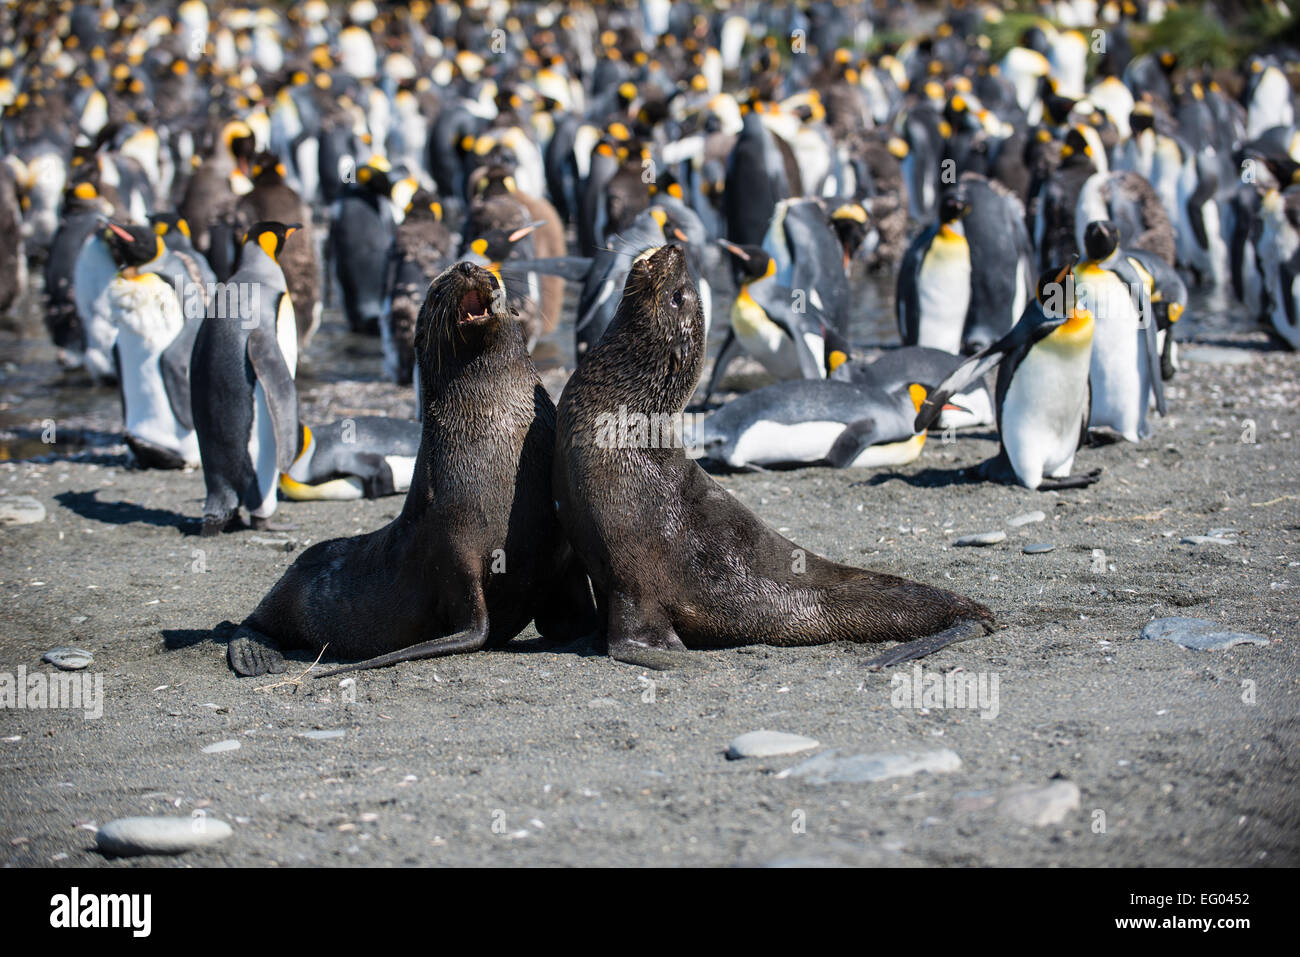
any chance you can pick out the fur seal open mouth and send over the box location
[458,287,491,326]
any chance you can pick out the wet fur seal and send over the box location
[553,245,994,671]
[227,262,595,676]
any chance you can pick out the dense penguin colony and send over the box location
[2,1,1297,537]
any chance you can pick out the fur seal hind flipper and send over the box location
[314,627,489,677]
[228,626,289,677]
[605,591,711,672]
[862,618,992,671]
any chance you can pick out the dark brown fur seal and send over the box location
[553,245,994,670]
[227,262,594,676]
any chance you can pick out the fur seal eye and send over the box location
[671,288,684,309]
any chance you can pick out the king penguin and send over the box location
[1075,220,1165,441]
[689,380,944,471]
[703,239,849,404]
[279,417,423,501]
[915,260,1101,491]
[897,189,973,354]
[190,222,302,535]
[100,223,201,469]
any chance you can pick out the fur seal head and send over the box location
[599,244,704,412]
[415,260,520,375]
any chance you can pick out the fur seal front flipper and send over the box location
[226,262,594,676]
[553,245,994,670]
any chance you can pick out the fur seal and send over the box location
[553,245,994,671]
[227,262,594,677]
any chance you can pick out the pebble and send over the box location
[1007,510,1046,528]
[0,496,46,525]
[248,536,296,552]
[96,816,233,857]
[1022,543,1055,554]
[1179,346,1253,365]
[1141,617,1269,651]
[777,748,961,784]
[1180,536,1236,546]
[201,739,241,754]
[42,647,93,671]
[300,730,345,740]
[726,730,820,760]
[954,531,1005,547]
[997,781,1081,827]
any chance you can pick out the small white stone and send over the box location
[96,816,233,856]
[201,739,241,754]
[726,730,820,760]
[0,496,45,525]
[997,781,1081,827]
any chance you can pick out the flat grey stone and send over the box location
[954,530,1006,547]
[727,730,820,760]
[778,748,961,784]
[997,781,1081,827]
[1007,510,1046,528]
[1141,617,1269,651]
[300,729,345,740]
[1179,346,1254,365]
[96,816,233,857]
[201,739,241,754]
[1180,536,1236,546]
[1022,543,1055,554]
[43,647,93,670]
[0,496,45,525]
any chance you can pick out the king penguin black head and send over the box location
[717,239,774,283]
[242,221,301,263]
[1083,220,1121,262]
[938,187,971,223]
[103,221,162,269]
[466,222,541,264]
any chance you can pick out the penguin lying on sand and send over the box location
[279,417,422,501]
[832,345,995,430]
[689,379,958,471]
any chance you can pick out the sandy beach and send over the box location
[1,304,1297,868]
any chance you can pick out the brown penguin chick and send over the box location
[226,262,596,677]
[461,193,545,344]
[1098,170,1177,266]
[179,119,256,277]
[0,160,28,315]
[237,151,321,346]
[603,142,654,240]
[553,245,995,671]
[470,165,567,334]
[382,189,455,384]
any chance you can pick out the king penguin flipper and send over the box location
[1109,254,1165,417]
[823,418,883,468]
[159,318,201,432]
[246,326,300,472]
[502,256,594,282]
[914,314,1061,432]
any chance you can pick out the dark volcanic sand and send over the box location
[0,307,1297,867]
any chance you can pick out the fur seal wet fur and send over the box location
[553,245,994,670]
[227,261,594,676]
